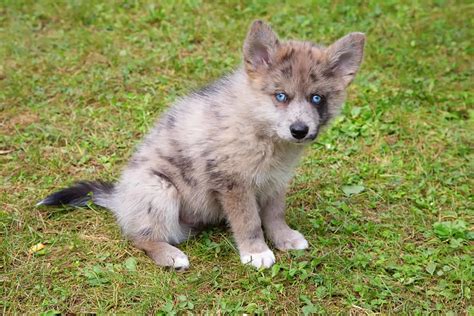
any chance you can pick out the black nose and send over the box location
[289,122,309,140]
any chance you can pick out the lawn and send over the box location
[1,0,472,314]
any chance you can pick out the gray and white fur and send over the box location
[38,21,365,270]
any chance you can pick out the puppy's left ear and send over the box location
[326,32,365,86]
[243,20,279,74]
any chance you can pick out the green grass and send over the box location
[1,0,473,314]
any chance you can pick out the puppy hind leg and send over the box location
[133,239,190,270]
[121,169,190,241]
[114,169,191,269]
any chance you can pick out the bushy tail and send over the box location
[37,181,114,208]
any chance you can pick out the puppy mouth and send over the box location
[297,133,318,143]
[286,133,318,144]
[275,130,318,144]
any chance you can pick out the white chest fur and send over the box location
[251,141,303,194]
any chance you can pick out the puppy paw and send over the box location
[272,229,309,251]
[170,253,190,271]
[240,249,275,269]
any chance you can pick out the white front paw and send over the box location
[240,249,275,269]
[170,254,190,271]
[273,229,309,251]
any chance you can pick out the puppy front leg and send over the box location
[261,189,309,251]
[218,186,275,269]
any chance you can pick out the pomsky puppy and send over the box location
[38,20,365,270]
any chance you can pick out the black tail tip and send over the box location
[36,180,114,207]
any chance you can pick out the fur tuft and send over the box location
[37,181,114,208]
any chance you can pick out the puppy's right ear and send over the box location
[243,20,279,74]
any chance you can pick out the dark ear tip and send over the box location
[250,19,269,31]
[349,32,366,44]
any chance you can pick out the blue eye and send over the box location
[275,92,288,103]
[311,94,323,105]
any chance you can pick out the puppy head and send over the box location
[243,20,365,143]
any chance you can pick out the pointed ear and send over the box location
[243,20,279,73]
[326,32,365,85]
